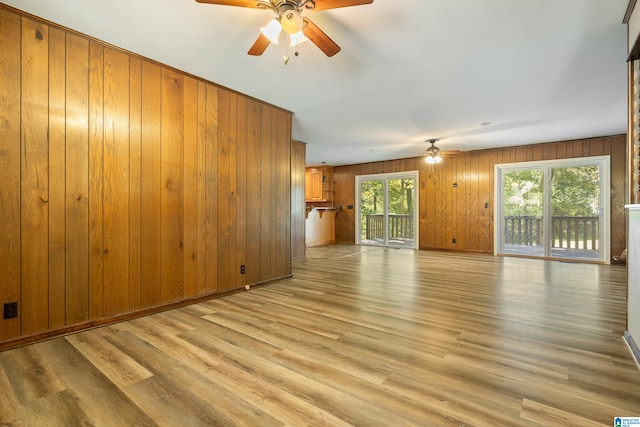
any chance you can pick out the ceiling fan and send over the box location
[195,0,374,57]
[424,139,461,164]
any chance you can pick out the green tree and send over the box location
[360,180,384,239]
[388,178,414,214]
[502,169,544,217]
[551,166,599,216]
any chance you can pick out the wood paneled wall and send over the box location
[291,140,306,260]
[629,60,640,204]
[333,136,627,260]
[0,7,292,346]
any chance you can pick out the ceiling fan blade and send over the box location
[195,0,263,8]
[302,18,340,57]
[312,0,373,11]
[248,33,271,55]
[442,150,462,156]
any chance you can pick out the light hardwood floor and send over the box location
[1,245,639,426]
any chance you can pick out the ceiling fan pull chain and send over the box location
[283,37,291,65]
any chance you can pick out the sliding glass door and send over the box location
[356,171,418,249]
[500,168,545,257]
[549,164,602,260]
[496,157,610,263]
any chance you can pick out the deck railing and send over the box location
[365,214,414,240]
[503,215,599,250]
[365,214,598,250]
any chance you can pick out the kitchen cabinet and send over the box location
[305,170,323,201]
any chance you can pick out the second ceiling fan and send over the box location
[196,0,373,57]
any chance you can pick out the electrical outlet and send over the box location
[240,265,246,274]
[4,302,18,319]
[452,238,457,244]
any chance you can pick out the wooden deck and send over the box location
[0,245,638,426]
[503,244,600,261]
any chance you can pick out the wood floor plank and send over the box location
[65,331,154,388]
[180,329,354,427]
[34,338,155,426]
[109,316,225,374]
[0,245,638,426]
[448,338,571,382]
[105,328,285,427]
[21,390,95,427]
[264,348,471,427]
[181,327,429,427]
[200,307,393,385]
[381,371,525,427]
[0,346,65,405]
[520,398,610,427]
[0,361,23,424]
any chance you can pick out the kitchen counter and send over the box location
[305,207,340,247]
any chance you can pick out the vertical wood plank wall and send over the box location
[291,141,307,260]
[630,60,640,204]
[333,136,627,260]
[0,7,293,346]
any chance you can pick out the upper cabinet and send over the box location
[306,169,323,201]
[305,166,333,203]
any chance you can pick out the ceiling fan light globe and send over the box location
[434,155,442,163]
[260,19,282,44]
[289,30,308,47]
[425,156,435,164]
[281,10,303,34]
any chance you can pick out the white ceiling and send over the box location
[4,0,629,166]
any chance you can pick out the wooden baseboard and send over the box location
[0,275,291,353]
[624,330,640,371]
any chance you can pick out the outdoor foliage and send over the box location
[502,166,599,217]
[503,169,544,217]
[551,166,599,216]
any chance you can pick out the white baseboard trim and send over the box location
[624,331,640,371]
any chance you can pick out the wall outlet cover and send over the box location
[4,302,18,319]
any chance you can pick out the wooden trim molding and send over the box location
[0,274,291,352]
[624,0,640,61]
[624,0,638,24]
[628,40,640,62]
[630,61,640,203]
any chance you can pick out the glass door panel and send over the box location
[550,165,600,261]
[501,168,545,257]
[359,179,385,246]
[387,177,416,248]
